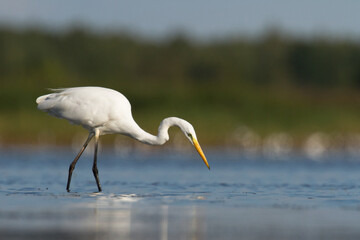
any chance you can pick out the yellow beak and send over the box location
[192,138,210,170]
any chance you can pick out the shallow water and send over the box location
[2,147,360,239]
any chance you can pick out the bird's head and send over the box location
[178,120,210,170]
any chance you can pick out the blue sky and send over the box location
[0,0,358,40]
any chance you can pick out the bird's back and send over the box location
[36,87,133,131]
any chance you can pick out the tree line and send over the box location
[1,27,360,144]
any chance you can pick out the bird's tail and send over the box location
[36,92,61,111]
[36,94,51,104]
[36,88,66,105]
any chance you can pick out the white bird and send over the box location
[36,86,210,192]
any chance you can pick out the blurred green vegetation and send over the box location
[1,27,360,146]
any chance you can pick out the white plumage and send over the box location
[36,86,209,192]
[37,87,133,134]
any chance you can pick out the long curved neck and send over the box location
[127,117,185,145]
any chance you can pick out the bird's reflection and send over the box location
[76,194,207,240]
[160,205,168,240]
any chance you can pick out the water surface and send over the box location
[1,147,360,239]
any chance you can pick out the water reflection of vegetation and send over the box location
[1,27,360,146]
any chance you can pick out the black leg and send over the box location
[92,132,102,192]
[66,132,94,192]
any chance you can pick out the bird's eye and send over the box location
[187,133,192,138]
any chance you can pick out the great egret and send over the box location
[36,86,210,192]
